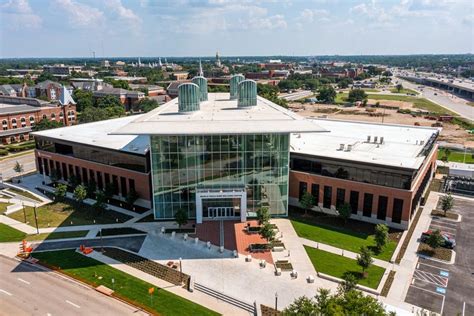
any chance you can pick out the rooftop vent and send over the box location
[374,136,378,143]
[380,137,384,144]
[339,144,345,151]
[346,144,353,151]
[230,74,245,100]
[367,135,371,143]
[237,80,257,107]
[178,83,200,113]
[191,76,208,102]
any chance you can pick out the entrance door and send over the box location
[207,206,235,219]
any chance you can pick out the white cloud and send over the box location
[105,0,141,29]
[1,0,42,29]
[54,0,104,28]
[300,8,330,23]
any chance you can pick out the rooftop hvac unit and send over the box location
[420,140,425,145]
[178,83,200,113]
[191,76,208,102]
[380,137,384,144]
[346,144,353,151]
[237,80,257,107]
[230,74,245,100]
[367,135,371,143]
[339,144,345,151]
[374,136,378,143]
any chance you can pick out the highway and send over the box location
[279,90,313,101]
[0,255,148,316]
[396,78,474,121]
[0,152,36,181]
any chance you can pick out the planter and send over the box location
[249,243,271,252]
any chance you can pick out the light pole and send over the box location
[179,257,183,283]
[33,204,39,234]
[41,160,46,184]
[22,202,26,223]
[99,228,104,253]
[275,292,278,311]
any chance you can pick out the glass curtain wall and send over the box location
[150,134,289,219]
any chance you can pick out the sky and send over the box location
[0,0,473,58]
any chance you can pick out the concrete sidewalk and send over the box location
[87,250,246,315]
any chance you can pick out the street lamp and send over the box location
[275,292,278,311]
[33,203,39,234]
[22,202,26,223]
[179,257,183,283]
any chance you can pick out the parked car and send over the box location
[421,230,456,249]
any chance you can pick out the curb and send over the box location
[417,250,456,265]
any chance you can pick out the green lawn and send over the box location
[291,218,397,261]
[0,202,12,213]
[366,94,455,115]
[0,223,26,242]
[304,246,385,289]
[33,250,218,316]
[438,148,474,164]
[8,199,131,228]
[25,230,89,241]
[389,88,419,95]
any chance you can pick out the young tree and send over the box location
[338,273,358,295]
[347,89,368,103]
[86,180,97,198]
[396,83,403,92]
[68,175,79,188]
[256,207,270,226]
[49,169,60,184]
[318,86,337,103]
[174,208,189,229]
[259,222,276,243]
[299,191,315,216]
[356,246,373,277]
[337,203,352,224]
[374,223,389,252]
[54,183,67,200]
[426,230,444,249]
[440,193,454,216]
[283,296,318,315]
[126,188,139,206]
[73,185,87,203]
[13,161,24,182]
[94,190,106,214]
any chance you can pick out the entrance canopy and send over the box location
[196,188,246,224]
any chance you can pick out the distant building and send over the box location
[128,84,165,97]
[43,64,83,77]
[166,81,189,98]
[0,90,76,144]
[172,72,189,81]
[93,87,145,111]
[1,80,70,101]
[70,78,110,92]
[101,60,110,68]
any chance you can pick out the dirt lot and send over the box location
[290,103,474,148]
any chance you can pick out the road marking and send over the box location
[413,270,448,287]
[0,289,13,296]
[462,301,466,316]
[440,271,449,277]
[430,223,457,232]
[65,300,80,308]
[418,262,450,271]
[441,295,446,315]
[436,287,446,294]
[409,284,444,297]
[17,278,30,285]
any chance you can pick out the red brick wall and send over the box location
[35,150,151,204]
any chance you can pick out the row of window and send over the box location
[38,157,137,198]
[1,111,75,131]
[298,182,404,224]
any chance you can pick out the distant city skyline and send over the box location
[0,0,473,58]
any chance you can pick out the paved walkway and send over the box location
[380,191,441,312]
[87,250,246,315]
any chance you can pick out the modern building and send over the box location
[32,76,439,229]
[43,64,83,77]
[0,89,76,144]
[289,119,438,229]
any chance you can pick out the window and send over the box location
[19,134,25,141]
[29,116,35,127]
[10,136,15,143]
[392,199,404,224]
[120,177,127,196]
[51,113,56,120]
[11,119,17,128]
[20,117,26,127]
[323,186,332,209]
[336,188,345,209]
[377,196,388,220]
[363,193,373,217]
[298,182,307,200]
[311,184,320,205]
[82,167,88,183]
[42,114,47,120]
[97,171,103,189]
[350,191,359,214]
[61,163,68,181]
[2,120,7,130]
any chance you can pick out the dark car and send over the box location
[421,230,456,249]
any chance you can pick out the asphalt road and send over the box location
[0,152,36,181]
[0,255,148,316]
[280,90,313,101]
[396,78,474,121]
[32,235,146,253]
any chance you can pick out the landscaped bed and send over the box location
[33,250,218,316]
[396,207,423,264]
[8,198,131,228]
[275,260,293,271]
[249,243,271,252]
[290,211,400,261]
[304,246,385,289]
[417,244,453,262]
[380,270,396,297]
[431,210,459,221]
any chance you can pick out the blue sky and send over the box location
[0,0,472,58]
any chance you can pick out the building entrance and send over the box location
[196,188,247,223]
[207,207,235,219]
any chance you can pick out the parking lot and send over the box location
[405,197,473,315]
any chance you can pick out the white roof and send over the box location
[112,92,325,136]
[291,119,439,169]
[32,115,149,155]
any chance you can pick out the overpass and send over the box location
[399,74,474,100]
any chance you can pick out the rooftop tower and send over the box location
[191,76,208,102]
[237,80,257,107]
[230,74,245,100]
[178,83,200,113]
